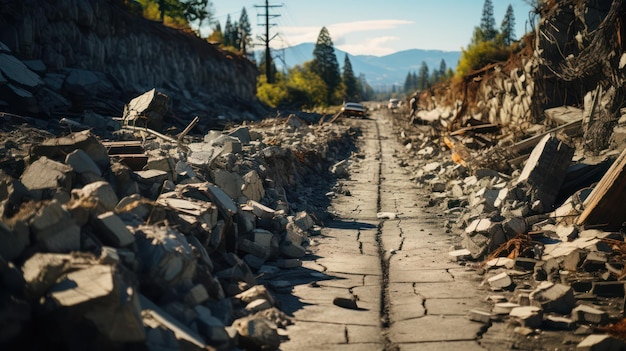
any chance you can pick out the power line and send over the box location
[254,0,282,83]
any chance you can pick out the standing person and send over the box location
[408,94,418,123]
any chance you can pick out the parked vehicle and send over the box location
[388,98,400,111]
[341,102,367,118]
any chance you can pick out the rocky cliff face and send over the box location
[0,0,260,125]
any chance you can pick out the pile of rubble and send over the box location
[0,100,355,350]
[396,88,626,349]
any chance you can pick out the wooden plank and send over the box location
[576,147,626,230]
[511,119,582,155]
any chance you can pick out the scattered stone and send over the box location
[468,309,492,323]
[509,306,543,328]
[576,334,626,351]
[529,282,575,314]
[333,297,359,310]
[233,315,280,351]
[487,271,513,290]
[92,211,135,247]
[571,304,609,325]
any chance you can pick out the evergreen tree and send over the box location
[500,4,516,46]
[439,59,447,78]
[237,7,252,54]
[342,54,359,101]
[430,70,440,85]
[417,62,429,90]
[403,71,412,93]
[480,0,497,41]
[223,14,234,47]
[358,73,374,101]
[310,27,341,105]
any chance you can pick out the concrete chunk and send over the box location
[242,170,265,202]
[509,306,543,328]
[140,294,208,350]
[93,211,135,247]
[571,304,609,325]
[487,272,513,289]
[233,316,280,351]
[72,181,119,213]
[31,130,109,170]
[517,134,574,212]
[529,282,575,314]
[206,184,237,216]
[248,200,275,220]
[20,157,74,198]
[134,225,196,289]
[65,149,102,177]
[577,334,626,351]
[29,200,80,252]
[213,169,244,201]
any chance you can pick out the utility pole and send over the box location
[255,0,281,83]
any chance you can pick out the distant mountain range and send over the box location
[265,43,462,91]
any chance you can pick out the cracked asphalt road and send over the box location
[278,111,491,350]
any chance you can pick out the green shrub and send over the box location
[456,41,511,77]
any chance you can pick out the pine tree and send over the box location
[311,27,341,105]
[342,54,358,101]
[223,14,240,49]
[403,71,413,93]
[439,59,447,78]
[237,7,252,54]
[480,0,497,41]
[500,4,516,46]
[417,62,429,90]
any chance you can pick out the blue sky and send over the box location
[206,0,537,56]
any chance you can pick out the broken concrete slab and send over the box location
[576,334,626,351]
[20,156,74,199]
[140,294,209,351]
[92,211,135,247]
[571,304,609,325]
[516,134,574,212]
[212,169,243,201]
[122,89,169,131]
[65,148,102,177]
[205,184,238,217]
[247,200,275,220]
[30,130,110,170]
[21,253,72,298]
[529,282,575,314]
[29,200,81,252]
[134,225,196,289]
[71,180,119,214]
[241,170,264,202]
[509,306,543,328]
[487,272,513,290]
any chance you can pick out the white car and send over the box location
[388,98,400,110]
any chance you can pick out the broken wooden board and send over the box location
[576,146,626,230]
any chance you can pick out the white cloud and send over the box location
[328,19,413,38]
[276,19,413,49]
[338,36,400,56]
